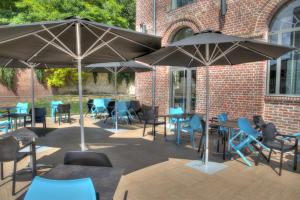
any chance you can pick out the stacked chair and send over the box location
[91,98,110,120]
[229,117,267,167]
[112,101,133,125]
[50,101,63,122]
[181,114,205,149]
[57,104,71,125]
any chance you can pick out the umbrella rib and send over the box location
[193,45,207,64]
[208,44,219,63]
[3,58,13,68]
[235,42,275,60]
[41,25,75,56]
[81,23,111,57]
[208,42,240,65]
[86,22,157,51]
[83,36,118,58]
[216,45,232,65]
[0,23,68,45]
[151,48,179,65]
[27,23,74,62]
[187,48,199,67]
[178,47,206,65]
[82,24,127,61]
[34,34,75,58]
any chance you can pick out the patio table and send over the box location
[43,164,123,200]
[2,113,30,131]
[0,106,16,114]
[158,112,205,143]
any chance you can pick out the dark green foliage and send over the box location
[0,68,16,89]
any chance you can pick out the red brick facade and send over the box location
[136,0,300,134]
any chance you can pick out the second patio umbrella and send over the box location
[137,30,293,170]
[85,61,153,130]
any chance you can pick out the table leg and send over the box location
[164,116,167,141]
[177,120,180,145]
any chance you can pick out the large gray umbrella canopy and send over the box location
[137,30,293,166]
[86,61,152,130]
[0,17,161,151]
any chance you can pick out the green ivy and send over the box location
[0,68,16,90]
[35,68,45,84]
[107,72,135,86]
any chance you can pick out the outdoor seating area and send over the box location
[0,1,300,199]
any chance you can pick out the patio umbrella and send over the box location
[0,17,161,150]
[137,30,293,169]
[85,61,153,130]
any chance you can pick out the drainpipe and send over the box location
[152,0,157,117]
[151,0,157,135]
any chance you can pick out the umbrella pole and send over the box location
[115,68,118,131]
[76,22,85,151]
[152,66,156,127]
[204,44,210,165]
[30,64,36,127]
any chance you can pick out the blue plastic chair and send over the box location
[24,176,96,200]
[15,102,28,114]
[169,107,188,129]
[13,102,28,127]
[91,98,108,120]
[181,115,204,148]
[0,120,9,134]
[51,101,63,122]
[112,101,132,124]
[103,98,112,108]
[229,117,267,167]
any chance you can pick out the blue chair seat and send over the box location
[24,176,96,200]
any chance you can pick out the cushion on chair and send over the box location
[24,176,96,200]
[64,151,113,167]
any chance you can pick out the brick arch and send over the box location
[253,0,292,37]
[161,18,202,46]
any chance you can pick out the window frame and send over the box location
[266,3,300,97]
[170,0,195,10]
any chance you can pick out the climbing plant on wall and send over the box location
[0,68,16,90]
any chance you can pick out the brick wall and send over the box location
[136,0,300,133]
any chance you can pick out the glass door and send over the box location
[170,68,196,112]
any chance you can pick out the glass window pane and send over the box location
[269,60,277,94]
[172,0,193,10]
[191,70,196,111]
[172,28,194,42]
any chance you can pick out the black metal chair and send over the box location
[104,101,115,124]
[197,119,206,158]
[0,136,36,195]
[129,100,143,122]
[26,108,47,128]
[141,105,166,140]
[64,151,112,167]
[57,104,71,125]
[253,115,266,131]
[256,123,298,176]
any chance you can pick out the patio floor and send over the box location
[0,116,299,200]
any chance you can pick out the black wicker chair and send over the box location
[0,136,36,195]
[26,108,47,128]
[57,104,71,125]
[256,123,298,176]
[141,105,166,140]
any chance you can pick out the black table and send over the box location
[2,113,30,131]
[43,164,123,200]
[0,106,16,114]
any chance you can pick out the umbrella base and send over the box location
[186,160,228,175]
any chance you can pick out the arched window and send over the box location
[171,27,194,42]
[268,0,300,95]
